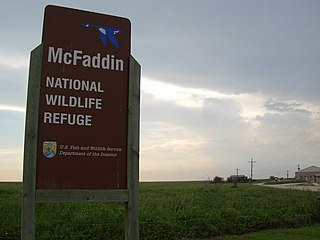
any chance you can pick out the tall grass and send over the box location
[139,182,319,239]
[0,182,319,239]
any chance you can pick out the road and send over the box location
[260,182,320,192]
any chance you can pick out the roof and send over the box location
[297,166,320,173]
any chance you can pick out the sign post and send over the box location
[22,5,140,240]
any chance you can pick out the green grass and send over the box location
[139,182,319,239]
[0,182,319,239]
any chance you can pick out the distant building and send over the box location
[295,166,320,183]
[227,175,248,183]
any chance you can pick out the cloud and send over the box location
[0,51,29,108]
[142,77,268,120]
[264,98,316,114]
[1,0,320,181]
[141,78,256,179]
[251,109,320,178]
[0,104,25,113]
[135,1,320,104]
[0,52,29,70]
[140,76,320,180]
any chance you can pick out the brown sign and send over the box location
[36,5,131,189]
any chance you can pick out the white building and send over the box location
[295,166,320,183]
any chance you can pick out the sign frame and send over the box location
[21,7,140,238]
[38,5,131,190]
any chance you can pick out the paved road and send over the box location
[260,183,320,192]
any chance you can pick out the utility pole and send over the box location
[248,158,256,185]
[234,168,240,187]
[286,170,289,179]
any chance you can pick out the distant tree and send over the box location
[269,176,276,181]
[213,176,224,183]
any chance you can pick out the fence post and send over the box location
[125,56,141,240]
[316,197,320,222]
[21,44,43,240]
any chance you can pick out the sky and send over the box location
[1,0,320,181]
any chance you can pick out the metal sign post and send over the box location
[22,6,140,240]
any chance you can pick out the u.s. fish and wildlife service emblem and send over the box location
[43,141,57,158]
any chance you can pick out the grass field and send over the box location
[0,181,319,239]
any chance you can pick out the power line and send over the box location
[267,134,316,164]
[261,119,316,161]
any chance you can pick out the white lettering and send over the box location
[47,46,124,71]
[82,55,91,67]
[45,94,58,105]
[48,47,62,63]
[44,112,52,123]
[46,76,54,88]
[43,112,92,126]
[73,50,83,65]
[115,59,124,71]
[45,94,103,109]
[45,76,104,93]
[92,53,100,68]
[63,52,72,65]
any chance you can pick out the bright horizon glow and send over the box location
[0,52,28,70]
[0,105,25,113]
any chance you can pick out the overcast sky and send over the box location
[1,0,320,181]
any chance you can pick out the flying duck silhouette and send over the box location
[82,23,123,48]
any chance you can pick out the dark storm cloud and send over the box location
[132,1,320,102]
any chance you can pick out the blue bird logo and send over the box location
[82,23,124,48]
